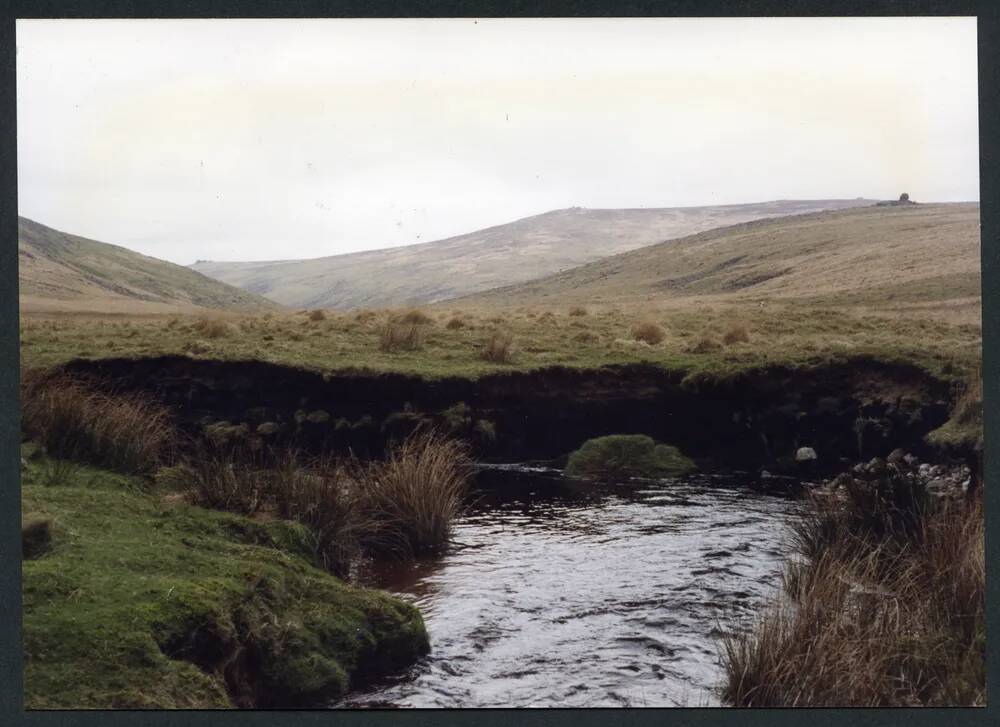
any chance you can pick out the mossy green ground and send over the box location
[21,452,428,709]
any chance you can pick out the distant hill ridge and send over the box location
[190,199,877,309]
[458,202,981,310]
[18,216,280,314]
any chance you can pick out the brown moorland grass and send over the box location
[721,472,984,707]
[21,372,175,474]
[17,299,980,384]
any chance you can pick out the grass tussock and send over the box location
[308,309,326,321]
[565,434,695,481]
[396,309,434,326]
[631,321,665,345]
[722,470,984,707]
[480,329,516,363]
[445,316,466,330]
[378,321,427,352]
[688,336,722,354]
[356,430,472,557]
[192,316,233,339]
[722,324,751,345]
[21,372,175,474]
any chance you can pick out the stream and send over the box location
[339,465,805,708]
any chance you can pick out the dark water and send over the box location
[340,466,803,708]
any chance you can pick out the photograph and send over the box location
[14,16,984,709]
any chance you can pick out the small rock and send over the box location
[918,463,932,476]
[796,447,818,462]
[887,448,906,465]
[903,454,919,466]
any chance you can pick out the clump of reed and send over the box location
[21,372,175,474]
[721,469,984,707]
[378,321,427,352]
[355,430,472,557]
[157,446,269,515]
[480,329,516,363]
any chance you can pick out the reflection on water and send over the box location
[340,466,802,708]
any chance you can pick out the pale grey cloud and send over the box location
[17,17,979,265]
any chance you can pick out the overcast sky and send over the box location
[17,17,979,265]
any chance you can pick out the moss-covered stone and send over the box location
[21,455,429,709]
[565,434,695,481]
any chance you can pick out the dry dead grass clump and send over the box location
[568,306,589,317]
[355,430,471,557]
[722,323,751,345]
[722,471,984,707]
[21,372,175,474]
[631,321,665,345]
[687,336,722,353]
[480,329,516,363]
[378,321,427,352]
[396,309,434,326]
[192,316,233,339]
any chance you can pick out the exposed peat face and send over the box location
[61,355,951,473]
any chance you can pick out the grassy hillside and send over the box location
[190,200,875,310]
[19,217,281,315]
[462,203,980,317]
